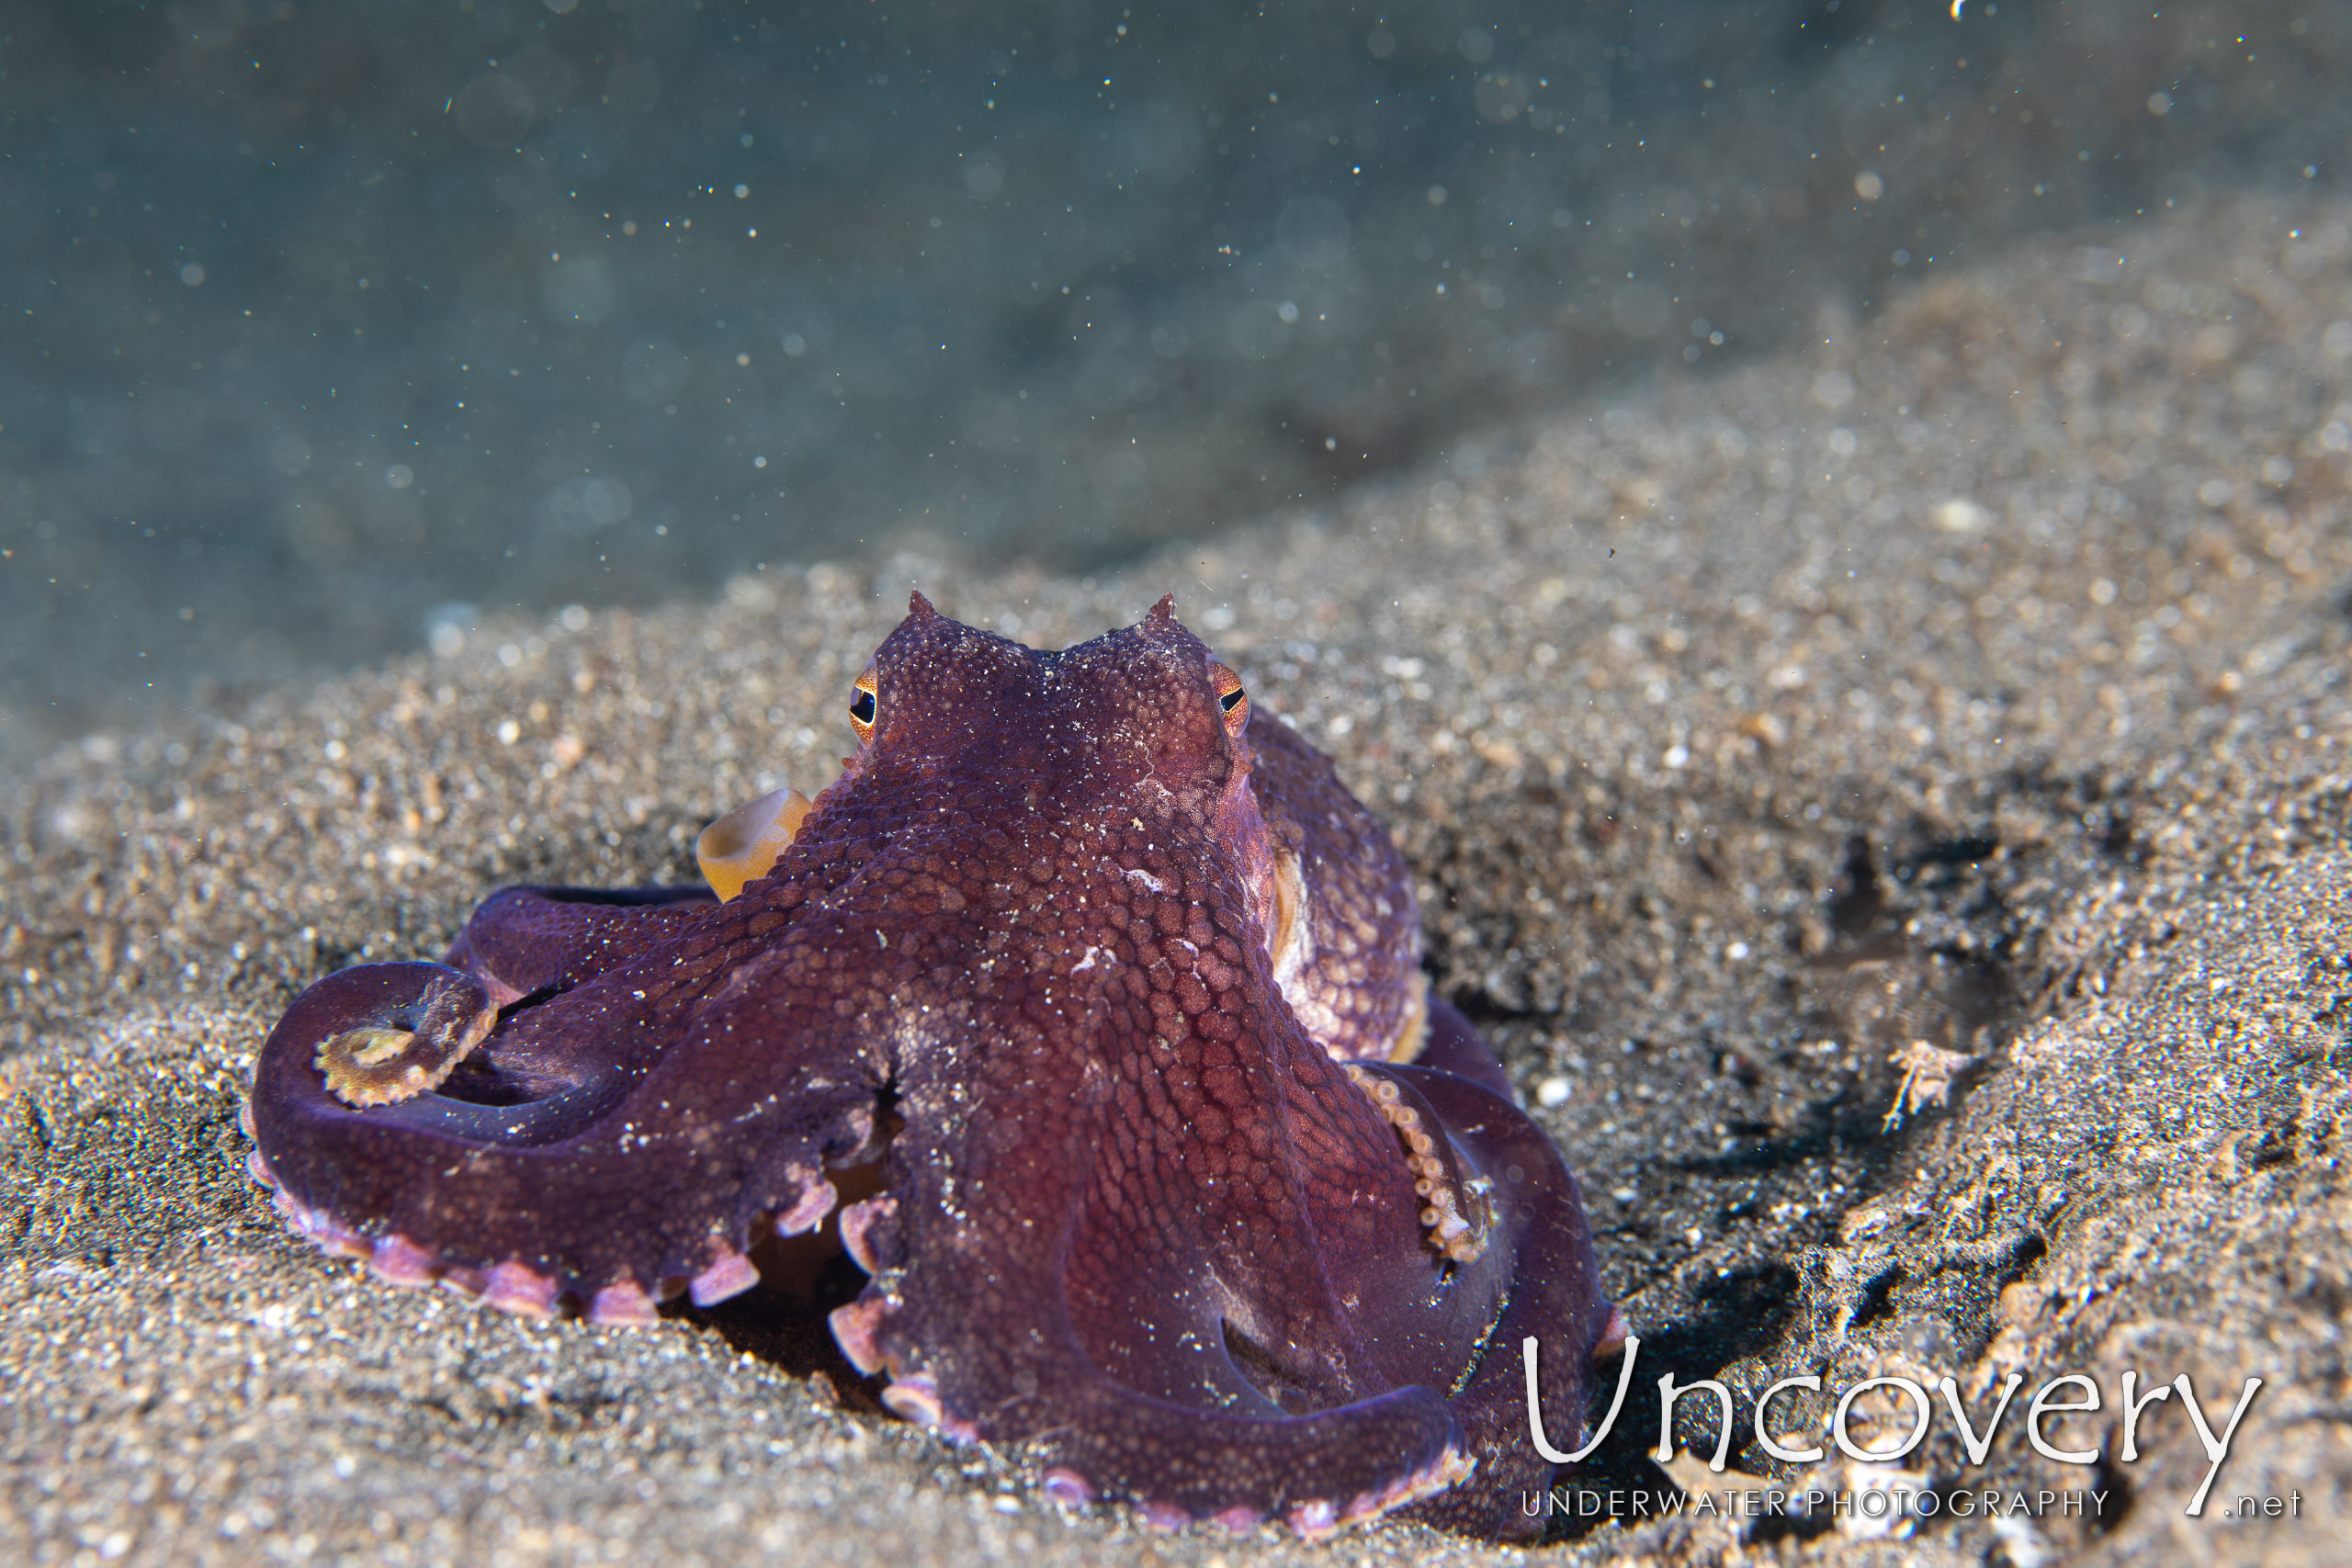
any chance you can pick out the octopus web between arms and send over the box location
[246,593,1618,1539]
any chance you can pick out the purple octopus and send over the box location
[246,596,1614,1537]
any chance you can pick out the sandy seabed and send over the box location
[6,194,2352,1567]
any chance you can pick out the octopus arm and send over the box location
[1381,1064,1615,1539]
[1404,992,1519,1101]
[834,1022,1521,1533]
[440,883,716,1004]
[838,1174,1474,1533]
[249,931,883,1321]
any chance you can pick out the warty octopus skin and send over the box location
[244,593,1617,1539]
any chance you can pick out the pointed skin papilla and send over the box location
[245,593,1608,1537]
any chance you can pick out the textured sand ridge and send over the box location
[5,194,2351,1565]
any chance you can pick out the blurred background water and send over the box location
[2,0,2344,762]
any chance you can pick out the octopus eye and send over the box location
[1209,660,1250,737]
[849,669,879,741]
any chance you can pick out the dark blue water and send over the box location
[2,0,2342,757]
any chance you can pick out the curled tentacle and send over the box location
[1387,1065,1614,1540]
[1344,1059,1497,1264]
[249,898,889,1319]
[294,962,499,1108]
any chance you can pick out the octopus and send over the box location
[245,595,1616,1538]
